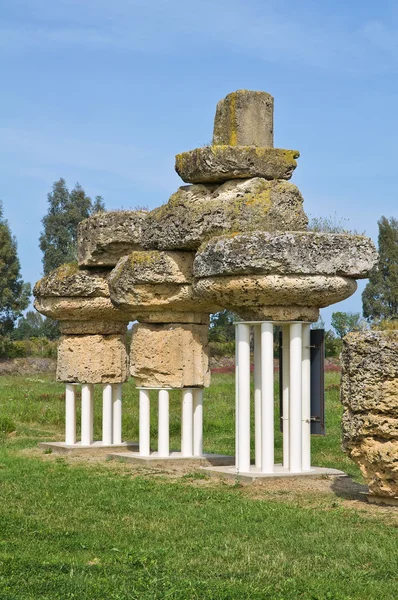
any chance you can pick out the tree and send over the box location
[39,179,105,274]
[0,202,31,335]
[331,311,366,339]
[11,311,59,340]
[362,216,398,321]
[209,311,236,342]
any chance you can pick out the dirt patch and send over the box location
[0,357,56,376]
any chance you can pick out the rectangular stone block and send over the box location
[130,323,210,388]
[57,334,128,384]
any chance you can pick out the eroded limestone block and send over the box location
[57,334,128,384]
[193,275,356,321]
[34,263,110,298]
[130,323,210,388]
[59,320,127,335]
[175,146,299,184]
[142,179,307,250]
[194,232,378,279]
[341,331,398,498]
[212,90,274,147]
[108,251,219,315]
[77,210,147,267]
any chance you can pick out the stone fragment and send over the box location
[213,90,274,147]
[59,320,127,335]
[108,251,219,315]
[77,210,147,267]
[341,331,398,498]
[57,334,128,384]
[175,146,299,184]
[33,263,110,298]
[193,275,356,321]
[130,323,210,388]
[133,312,210,325]
[193,232,378,279]
[142,179,307,251]
[34,297,130,322]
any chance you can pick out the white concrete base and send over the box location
[108,451,235,467]
[39,441,138,454]
[202,464,346,482]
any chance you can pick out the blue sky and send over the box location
[1,0,398,326]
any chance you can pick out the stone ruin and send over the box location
[341,331,398,504]
[34,90,379,481]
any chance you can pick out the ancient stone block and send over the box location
[57,334,128,384]
[193,232,378,279]
[175,146,299,184]
[341,331,398,498]
[142,179,307,251]
[130,323,210,388]
[213,90,274,147]
[110,251,195,285]
[193,275,356,321]
[59,320,127,335]
[77,210,147,267]
[33,263,110,298]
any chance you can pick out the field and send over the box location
[0,371,397,599]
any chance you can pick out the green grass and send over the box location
[0,372,397,599]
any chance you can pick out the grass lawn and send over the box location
[0,371,397,599]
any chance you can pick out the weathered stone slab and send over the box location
[34,263,110,298]
[341,331,398,498]
[59,320,127,335]
[111,251,195,285]
[57,334,128,384]
[193,275,356,321]
[194,232,378,279]
[142,179,307,251]
[77,210,147,267]
[175,146,299,184]
[130,323,210,388]
[213,90,274,147]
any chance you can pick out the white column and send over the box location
[65,384,76,445]
[235,326,239,466]
[181,388,193,457]
[261,322,274,473]
[112,383,122,445]
[302,324,311,471]
[253,325,262,469]
[139,389,151,456]
[102,384,113,446]
[282,325,290,469]
[289,323,303,472]
[158,389,170,458]
[81,384,94,446]
[236,323,251,472]
[193,388,204,457]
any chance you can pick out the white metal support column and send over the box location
[65,384,76,445]
[253,326,262,468]
[181,388,193,457]
[289,323,303,472]
[193,388,203,457]
[112,384,122,445]
[139,389,150,456]
[301,324,311,471]
[81,384,94,446]
[282,325,290,469]
[236,323,251,472]
[260,322,274,473]
[102,384,113,446]
[158,389,170,457]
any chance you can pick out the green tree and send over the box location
[209,311,236,342]
[0,202,31,335]
[331,311,366,339]
[39,179,105,275]
[11,311,59,340]
[362,216,398,321]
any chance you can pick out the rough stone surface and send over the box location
[77,210,147,267]
[59,320,127,335]
[212,90,274,147]
[57,334,128,384]
[133,312,210,325]
[34,297,130,322]
[193,275,356,321]
[194,232,378,279]
[341,331,398,498]
[175,146,299,184]
[110,251,195,285]
[142,179,308,251]
[130,323,210,388]
[34,263,110,298]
